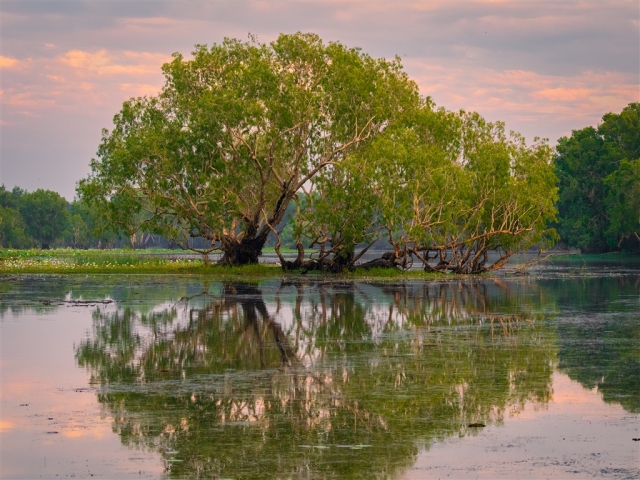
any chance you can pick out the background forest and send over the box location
[555,103,640,253]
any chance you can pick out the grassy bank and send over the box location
[0,248,262,275]
[0,248,444,279]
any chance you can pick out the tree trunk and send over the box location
[357,251,411,270]
[278,237,305,271]
[218,236,267,266]
[357,257,396,269]
[330,250,353,273]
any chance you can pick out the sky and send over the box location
[1,0,638,200]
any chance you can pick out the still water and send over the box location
[1,259,639,479]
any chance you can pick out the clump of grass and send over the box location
[0,249,55,261]
[72,253,167,267]
[0,250,192,274]
[0,247,207,262]
[204,263,281,275]
[0,256,190,273]
[0,250,283,276]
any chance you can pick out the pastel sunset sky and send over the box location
[1,0,638,199]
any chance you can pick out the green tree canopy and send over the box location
[0,185,24,210]
[78,32,559,270]
[555,103,640,253]
[18,189,69,249]
[78,32,419,265]
[284,104,558,273]
[604,159,640,251]
[0,185,30,248]
[0,205,29,248]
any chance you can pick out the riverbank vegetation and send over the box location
[0,248,445,279]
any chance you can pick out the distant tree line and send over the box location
[0,186,72,249]
[555,103,639,253]
[0,185,173,250]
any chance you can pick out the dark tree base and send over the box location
[218,238,265,266]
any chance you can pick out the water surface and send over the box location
[1,260,638,478]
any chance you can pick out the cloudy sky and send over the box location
[1,0,638,200]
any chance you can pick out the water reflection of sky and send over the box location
[1,268,638,478]
[1,307,164,478]
[408,371,638,479]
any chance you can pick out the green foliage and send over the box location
[78,33,418,264]
[555,127,611,252]
[0,186,30,248]
[298,157,382,265]
[604,159,640,252]
[555,103,640,253]
[18,189,69,248]
[67,213,88,248]
[0,206,30,248]
[0,186,141,249]
[0,248,265,274]
[296,102,558,273]
[0,185,25,210]
[65,199,101,248]
[75,33,560,271]
[0,248,437,277]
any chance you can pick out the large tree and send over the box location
[555,102,640,253]
[281,103,558,273]
[78,33,419,265]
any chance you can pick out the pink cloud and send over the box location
[60,49,170,76]
[3,92,57,108]
[405,59,639,141]
[1,48,168,118]
[0,56,20,68]
[0,420,15,432]
[60,49,109,68]
[119,16,179,27]
[119,82,162,97]
[534,88,593,102]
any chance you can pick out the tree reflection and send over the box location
[76,280,556,478]
[546,275,640,413]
